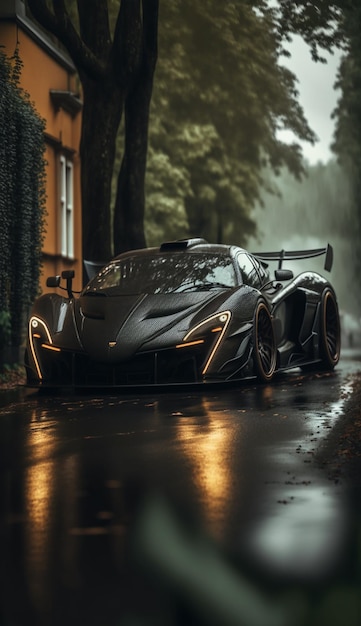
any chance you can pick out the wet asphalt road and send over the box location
[1,350,361,626]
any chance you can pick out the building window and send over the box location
[59,155,74,258]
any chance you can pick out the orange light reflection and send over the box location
[23,411,79,611]
[174,398,236,537]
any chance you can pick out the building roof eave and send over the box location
[0,1,77,74]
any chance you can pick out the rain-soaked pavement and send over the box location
[1,349,361,626]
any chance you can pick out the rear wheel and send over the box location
[319,289,340,369]
[253,301,276,382]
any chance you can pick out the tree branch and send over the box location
[141,0,159,69]
[77,0,112,62]
[27,0,107,80]
[112,0,142,88]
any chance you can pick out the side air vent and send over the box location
[160,238,208,251]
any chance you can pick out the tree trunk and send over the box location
[80,77,123,263]
[113,84,148,253]
[113,0,158,254]
[27,0,159,260]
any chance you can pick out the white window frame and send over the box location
[59,155,74,259]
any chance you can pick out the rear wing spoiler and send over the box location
[253,243,333,272]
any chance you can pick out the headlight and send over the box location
[29,316,60,379]
[176,311,231,374]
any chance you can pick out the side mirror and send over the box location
[61,270,75,298]
[275,269,293,281]
[61,270,75,280]
[46,275,61,288]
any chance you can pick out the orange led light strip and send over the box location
[41,343,61,352]
[182,312,231,375]
[176,339,205,349]
[29,316,54,380]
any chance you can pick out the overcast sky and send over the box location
[278,36,342,165]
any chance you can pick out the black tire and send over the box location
[253,301,277,382]
[319,289,341,369]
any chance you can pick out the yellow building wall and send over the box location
[0,19,83,293]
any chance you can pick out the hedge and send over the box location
[0,47,46,352]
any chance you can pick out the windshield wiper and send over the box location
[170,281,232,293]
[195,282,232,291]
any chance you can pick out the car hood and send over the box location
[75,291,229,361]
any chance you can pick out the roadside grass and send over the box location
[0,363,26,389]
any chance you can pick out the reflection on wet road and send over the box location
[1,350,360,625]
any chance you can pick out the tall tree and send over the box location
[145,1,345,247]
[332,0,361,296]
[27,0,158,263]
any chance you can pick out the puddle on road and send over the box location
[248,485,348,581]
[244,378,355,582]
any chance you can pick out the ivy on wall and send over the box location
[0,47,46,349]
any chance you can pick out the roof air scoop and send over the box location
[160,238,208,251]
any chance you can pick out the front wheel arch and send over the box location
[252,300,277,382]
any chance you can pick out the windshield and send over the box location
[83,252,237,295]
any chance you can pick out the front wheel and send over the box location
[253,301,277,382]
[319,289,341,369]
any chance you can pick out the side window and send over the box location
[252,256,270,285]
[59,155,74,259]
[237,253,262,288]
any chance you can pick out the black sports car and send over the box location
[25,238,341,389]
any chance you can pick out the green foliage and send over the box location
[144,1,321,247]
[0,48,46,347]
[0,311,11,350]
[275,0,345,61]
[332,2,361,168]
[145,147,190,245]
[332,1,361,297]
[0,362,26,384]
